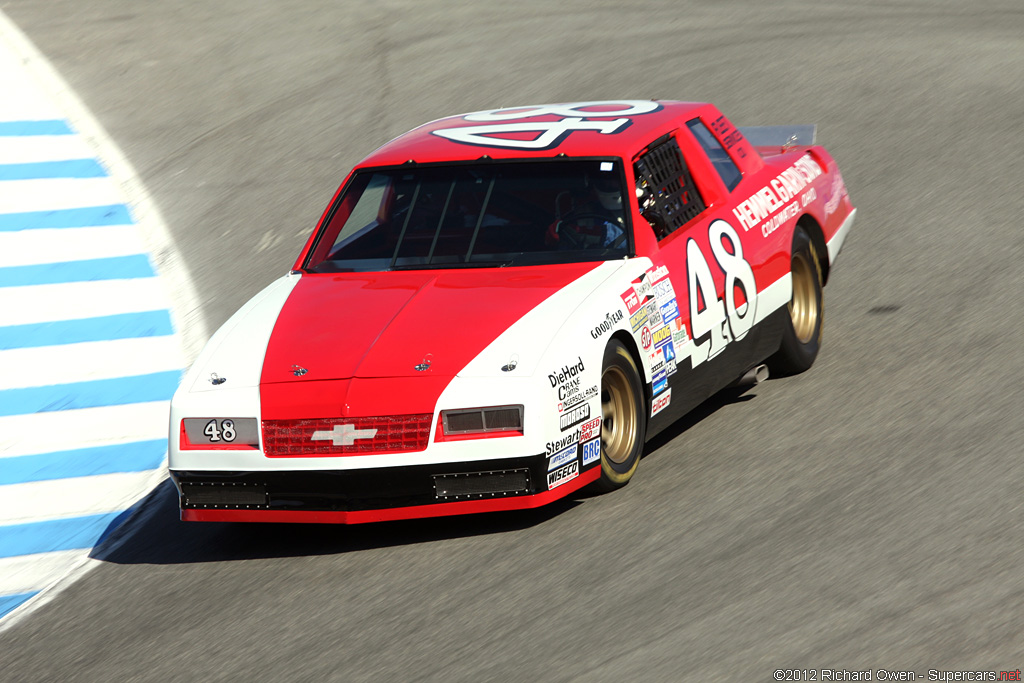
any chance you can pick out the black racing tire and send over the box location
[594,339,647,492]
[767,226,825,376]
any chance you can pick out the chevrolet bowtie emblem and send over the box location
[310,424,378,446]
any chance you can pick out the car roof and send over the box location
[356,100,709,168]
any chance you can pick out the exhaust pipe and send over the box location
[735,364,769,387]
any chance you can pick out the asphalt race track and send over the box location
[3,1,1023,680]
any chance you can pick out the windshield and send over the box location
[305,160,630,272]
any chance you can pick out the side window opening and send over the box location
[633,134,706,239]
[686,118,742,192]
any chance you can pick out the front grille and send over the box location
[262,414,433,457]
[433,469,531,500]
[181,482,268,508]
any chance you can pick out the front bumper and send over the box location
[170,453,598,524]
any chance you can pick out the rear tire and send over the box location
[768,227,824,376]
[594,339,646,492]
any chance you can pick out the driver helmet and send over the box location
[592,175,622,212]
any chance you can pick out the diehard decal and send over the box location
[651,389,672,417]
[547,460,580,489]
[559,402,590,431]
[548,443,578,471]
[549,357,585,389]
[581,438,601,466]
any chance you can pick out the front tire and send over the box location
[595,339,646,491]
[768,227,824,376]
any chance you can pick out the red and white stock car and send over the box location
[169,100,855,524]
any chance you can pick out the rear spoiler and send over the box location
[739,125,817,148]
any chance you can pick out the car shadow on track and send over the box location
[92,384,759,566]
[91,478,581,566]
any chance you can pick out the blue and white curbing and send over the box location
[0,11,205,628]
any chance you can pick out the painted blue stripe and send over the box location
[0,592,40,619]
[0,159,107,180]
[0,255,155,288]
[0,440,167,486]
[0,311,174,350]
[0,120,73,136]
[0,370,181,418]
[0,204,132,231]
[0,512,124,559]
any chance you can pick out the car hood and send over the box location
[259,264,601,384]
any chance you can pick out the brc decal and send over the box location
[579,417,601,442]
[685,219,757,368]
[548,443,578,471]
[548,460,580,489]
[560,402,591,431]
[581,438,601,466]
[432,101,662,151]
[651,389,672,417]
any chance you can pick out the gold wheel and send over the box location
[789,250,819,344]
[601,365,638,466]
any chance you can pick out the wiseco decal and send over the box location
[559,402,590,431]
[547,460,579,490]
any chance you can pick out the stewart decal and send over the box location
[545,430,580,456]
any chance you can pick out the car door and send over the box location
[631,120,770,428]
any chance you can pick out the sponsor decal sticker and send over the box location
[548,443,578,471]
[630,307,649,332]
[549,357,585,389]
[579,417,601,441]
[732,154,823,235]
[665,358,678,375]
[651,389,672,417]
[647,265,670,283]
[545,430,579,455]
[640,325,653,351]
[559,384,598,412]
[581,438,601,466]
[621,287,641,314]
[652,325,672,347]
[548,460,580,489]
[659,298,680,324]
[647,300,663,328]
[559,402,591,431]
[591,309,624,339]
[653,368,668,395]
[653,278,675,302]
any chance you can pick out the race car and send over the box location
[169,100,855,524]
